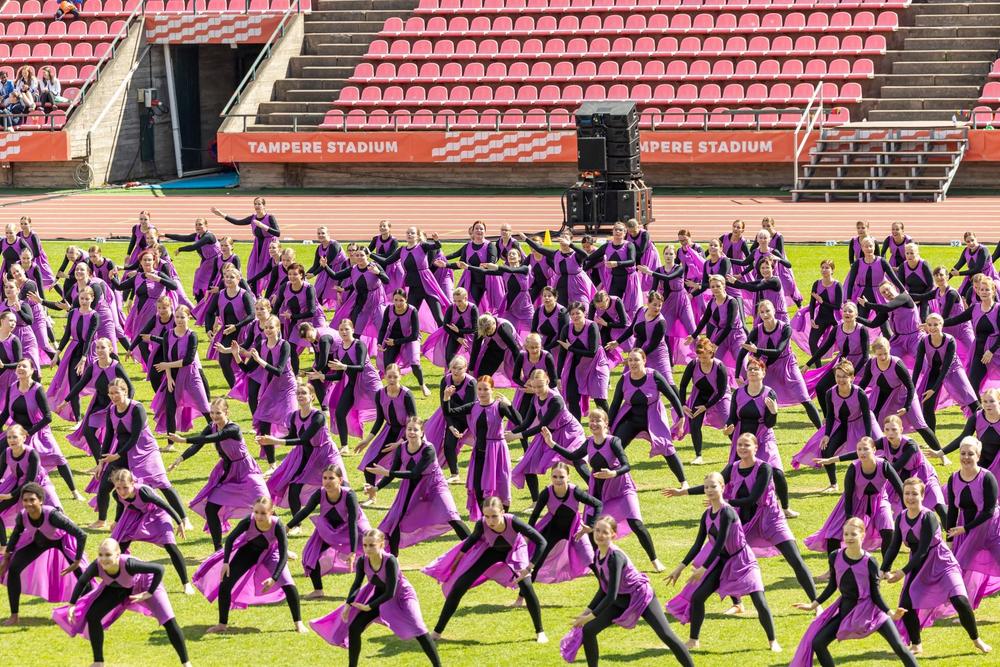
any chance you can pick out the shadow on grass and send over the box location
[163,624,262,641]
[0,616,54,629]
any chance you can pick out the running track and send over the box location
[0,191,997,242]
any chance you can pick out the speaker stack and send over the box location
[563,101,652,233]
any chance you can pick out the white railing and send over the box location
[793,82,826,190]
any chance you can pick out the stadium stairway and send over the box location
[866,0,1000,122]
[252,0,420,129]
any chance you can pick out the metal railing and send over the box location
[792,83,826,190]
[0,111,68,131]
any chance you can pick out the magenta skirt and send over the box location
[422,328,472,369]
[766,354,810,406]
[792,418,883,470]
[803,493,894,553]
[665,540,763,624]
[189,459,269,534]
[310,578,427,646]
[267,444,347,510]
[953,512,1000,609]
[790,598,889,667]
[895,541,968,643]
[301,512,372,577]
[377,470,462,550]
[52,579,174,638]
[743,501,795,558]
[423,536,529,596]
[531,511,593,585]
[111,506,176,547]
[466,439,512,521]
[193,543,294,610]
[511,422,585,489]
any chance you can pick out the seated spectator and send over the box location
[38,66,67,111]
[14,66,39,99]
[2,83,36,132]
[55,0,82,19]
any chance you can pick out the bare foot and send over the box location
[814,571,831,583]
[909,643,923,656]
[446,475,461,485]
[939,455,952,466]
[421,385,431,397]
[973,638,992,653]
[360,497,375,507]
[722,603,745,616]
[680,481,690,490]
[685,639,700,650]
[304,590,325,600]
[288,526,302,537]
[507,596,524,608]
[814,604,823,617]
[2,615,19,626]
[87,520,108,530]
[690,456,704,466]
[183,583,196,595]
[71,490,86,502]
[769,640,782,653]
[537,632,548,644]
[783,507,800,519]
[162,443,175,453]
[88,662,105,667]
[652,559,666,573]
[431,631,442,641]
[294,621,308,633]
[820,484,839,494]
[182,518,194,531]
[205,624,228,634]
[288,550,298,561]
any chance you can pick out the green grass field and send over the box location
[1,240,994,667]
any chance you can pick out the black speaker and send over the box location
[605,135,641,158]
[607,187,650,223]
[576,101,639,129]
[566,185,602,226]
[606,154,641,175]
[577,136,607,171]
[604,122,639,145]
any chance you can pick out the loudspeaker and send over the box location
[604,123,639,145]
[606,154,641,175]
[607,187,650,223]
[576,101,639,129]
[577,136,607,171]
[605,135,641,158]
[566,185,602,226]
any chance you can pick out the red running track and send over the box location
[1,191,998,242]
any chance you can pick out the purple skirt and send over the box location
[151,364,211,434]
[267,444,347,510]
[193,542,295,610]
[310,578,427,646]
[65,405,109,455]
[744,500,795,558]
[326,364,380,439]
[376,340,421,376]
[423,535,529,595]
[498,292,534,336]
[588,474,642,537]
[511,421,586,489]
[531,511,593,584]
[112,506,176,547]
[872,383,929,433]
[729,425,782,471]
[422,328,472,369]
[792,417,883,470]
[0,469,60,529]
[917,362,978,413]
[666,540,763,624]
[953,512,1000,609]
[0,536,84,603]
[790,598,889,667]
[330,292,384,348]
[189,458,269,533]
[775,262,802,305]
[12,427,67,471]
[52,579,174,637]
[46,340,94,419]
[377,467,461,550]
[890,331,923,367]
[466,439,511,521]
[765,354,810,406]
[803,492,894,553]
[252,373,297,434]
[895,541,968,643]
[408,268,453,334]
[302,511,372,577]
[672,392,731,441]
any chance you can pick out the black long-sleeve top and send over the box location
[608,370,682,425]
[855,292,917,332]
[67,364,134,416]
[856,357,916,414]
[0,448,40,501]
[881,510,939,574]
[469,319,520,366]
[947,470,1000,532]
[736,322,792,370]
[531,304,569,351]
[345,552,400,608]
[804,324,869,368]
[587,297,629,341]
[179,422,244,461]
[100,401,150,460]
[377,306,421,346]
[587,548,637,615]
[113,485,182,526]
[847,237,880,266]
[204,287,256,334]
[943,412,1000,466]
[224,213,280,243]
[2,507,86,555]
[726,386,778,432]
[583,241,636,280]
[308,240,346,277]
[375,444,435,490]
[272,283,319,326]
[371,240,441,291]
[912,335,956,397]
[616,311,669,354]
[528,485,602,528]
[944,302,1000,353]
[678,360,729,408]
[841,460,904,519]
[70,558,164,603]
[223,517,289,581]
[690,297,745,344]
[0,384,50,439]
[647,263,685,297]
[845,256,904,299]
[681,505,739,570]
[238,338,291,379]
[459,515,546,569]
[688,461,773,526]
[558,320,601,362]
[814,551,890,612]
[510,392,571,438]
[807,279,844,326]
[366,389,417,439]
[512,352,557,390]
[56,309,99,354]
[166,231,218,256]
[823,387,874,437]
[953,244,992,277]
[287,488,361,553]
[148,329,200,366]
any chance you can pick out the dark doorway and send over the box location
[170,45,203,172]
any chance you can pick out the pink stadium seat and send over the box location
[676,83,698,102]
[563,84,584,103]
[782,59,804,79]
[671,14,692,31]
[769,82,792,102]
[598,61,619,78]
[854,11,875,28]
[971,105,995,126]
[716,13,738,32]
[556,15,579,32]
[52,42,72,60]
[337,85,360,103]
[576,61,597,78]
[794,35,816,53]
[509,61,530,79]
[712,60,734,78]
[631,83,652,100]
[368,40,389,56]
[708,108,732,129]
[840,82,862,101]
[25,21,45,39]
[383,17,404,34]
[607,83,629,99]
[481,62,503,80]
[11,43,30,59]
[397,62,418,80]
[830,12,851,30]
[536,15,557,32]
[700,83,722,103]
[745,82,768,103]
[738,13,760,31]
[621,60,643,78]
[760,13,782,31]
[807,12,829,30]
[87,21,109,37]
[721,83,744,103]
[372,62,395,79]
[389,40,410,56]
[791,82,815,102]
[494,85,516,102]
[516,85,538,103]
[689,60,711,79]
[549,107,573,128]
[877,11,899,29]
[472,85,494,103]
[353,62,375,80]
[584,83,606,99]
[647,13,669,31]
[500,39,521,55]
[540,84,561,102]
[735,59,757,78]
[23,0,41,13]
[692,13,714,31]
[57,64,78,81]
[450,85,471,101]
[853,58,874,77]
[1,1,20,14]
[653,83,676,100]
[625,14,646,31]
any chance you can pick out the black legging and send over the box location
[385,478,469,555]
[772,467,791,509]
[119,540,188,586]
[801,401,823,430]
[808,323,837,369]
[218,543,300,625]
[900,592,978,645]
[514,395,539,501]
[583,593,693,667]
[820,425,850,486]
[406,282,444,327]
[204,501,225,551]
[688,556,775,641]
[811,605,916,667]
[85,586,189,664]
[164,373,211,440]
[6,540,83,614]
[245,379,276,465]
[433,549,543,634]
[732,540,816,607]
[365,426,402,488]
[54,464,78,492]
[349,607,440,667]
[689,412,707,457]
[614,419,686,484]
[382,345,426,387]
[333,376,359,451]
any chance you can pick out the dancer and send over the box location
[125,211,153,265]
[297,321,340,409]
[272,261,325,372]
[324,319,381,455]
[467,248,534,335]
[193,496,306,635]
[639,244,696,365]
[609,348,685,482]
[52,538,191,667]
[720,219,751,277]
[675,336,731,464]
[665,472,780,653]
[444,375,520,519]
[444,220,504,312]
[167,398,269,550]
[882,477,991,655]
[149,305,211,435]
[727,256,788,324]
[0,482,86,625]
[584,221,643,314]
[16,216,54,289]
[0,313,23,412]
[310,528,440,666]
[588,290,630,367]
[608,290,676,380]
[675,229,706,291]
[365,417,469,554]
[912,265,974,362]
[545,408,665,570]
[0,279,40,371]
[371,227,450,328]
[425,355,475,483]
[793,259,842,364]
[522,231,595,308]
[847,221,879,265]
[912,313,978,439]
[807,437,903,559]
[10,261,55,366]
[109,469,191,593]
[803,301,870,408]
[287,465,370,598]
[898,243,933,317]
[561,515,693,667]
[356,364,417,492]
[422,287,478,370]
[952,230,1000,303]
[424,496,548,644]
[204,267,255,390]
[376,289,430,395]
[881,221,913,270]
[530,286,568,353]
[845,236,903,329]
[0,425,62,538]
[119,250,180,343]
[469,313,519,386]
[260,382,346,517]
[937,388,1000,479]
[165,217,221,302]
[326,246,390,344]
[309,225,348,308]
[558,301,611,419]
[126,294,172,384]
[737,299,822,428]
[943,276,1000,394]
[790,518,917,667]
[510,333,558,493]
[369,219,403,290]
[526,462,600,585]
[211,197,280,292]
[685,276,747,375]
[878,415,946,522]
[758,217,802,306]
[856,281,923,365]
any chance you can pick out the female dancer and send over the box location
[422,287,478,369]
[54,245,85,299]
[376,289,430,395]
[231,314,296,468]
[675,337,730,464]
[803,301,870,408]
[0,426,61,538]
[325,319,382,455]
[759,217,803,306]
[609,348,686,486]
[211,197,280,292]
[545,408,665,570]
[193,496,306,635]
[424,496,547,644]
[369,219,403,290]
[609,290,676,379]
[110,469,191,593]
[793,259,842,363]
[690,238,733,301]
[10,261,55,366]
[675,229,706,292]
[639,244,697,364]
[468,249,534,335]
[53,538,191,667]
[522,231,595,308]
[287,465,370,598]
[936,388,1000,477]
[530,286,568,353]
[425,355,476,483]
[444,221,504,312]
[882,477,991,655]
[588,290,630,366]
[791,518,917,667]
[149,305,211,435]
[845,236,903,328]
[260,382,345,517]
[356,365,417,492]
[310,528,441,666]
[806,437,903,560]
[584,221,643,314]
[898,243,933,316]
[309,225,348,308]
[444,375,521,519]
[727,256,788,324]
[204,267,255,391]
[558,301,611,419]
[952,230,1000,303]
[856,281,923,365]
[665,472,780,653]
[0,279,39,371]
[665,433,817,606]
[0,482,85,626]
[510,333,558,486]
[881,221,913,270]
[250,239,284,299]
[562,515,693,667]
[913,313,978,439]
[508,369,587,492]
[16,216,54,289]
[737,299,822,428]
[946,437,1000,612]
[165,217,221,303]
[371,227,450,328]
[721,219,750,276]
[913,265,974,360]
[497,223,522,264]
[167,398,269,550]
[298,321,339,410]
[90,379,184,530]
[685,275,747,374]
[119,250,180,342]
[47,259,123,349]
[526,462,600,585]
[0,224,28,276]
[878,415,946,522]
[794,359,882,490]
[272,262,324,372]
[0,313,23,412]
[943,276,1000,394]
[365,417,468,554]
[326,246,390,344]
[469,313,519,386]
[125,211,153,265]
[127,294,172,385]
[847,220,878,265]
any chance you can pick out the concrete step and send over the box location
[883,49,997,62]
[915,2,1000,14]
[314,0,418,10]
[915,12,1000,26]
[871,97,978,111]
[304,20,384,32]
[305,45,373,61]
[879,85,983,99]
[892,60,992,74]
[903,25,1000,38]
[866,109,964,122]
[258,100,335,114]
[873,73,987,86]
[290,54,362,69]
[306,9,402,20]
[903,36,1000,50]
[297,65,364,78]
[281,88,344,102]
[274,76,352,94]
[247,123,325,131]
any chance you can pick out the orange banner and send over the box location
[965,130,1000,161]
[0,131,71,163]
[144,15,284,44]
[218,130,812,164]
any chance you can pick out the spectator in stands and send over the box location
[1,83,36,131]
[55,0,83,20]
[38,67,66,112]
[0,71,13,101]
[14,67,39,99]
